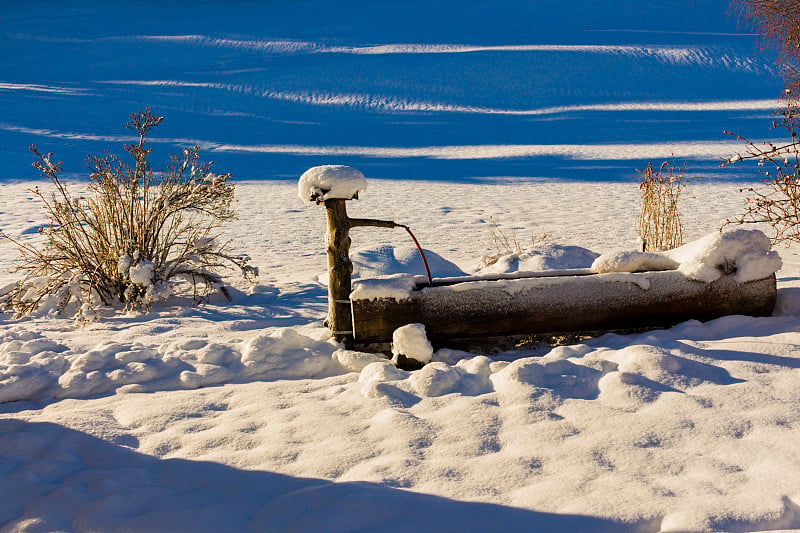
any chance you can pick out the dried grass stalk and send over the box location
[637,161,694,252]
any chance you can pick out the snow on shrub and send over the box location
[1,109,257,319]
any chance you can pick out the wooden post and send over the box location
[324,199,354,343]
[322,199,400,344]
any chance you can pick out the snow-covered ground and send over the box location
[3,0,800,531]
[2,178,800,532]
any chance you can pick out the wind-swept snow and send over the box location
[0,0,784,181]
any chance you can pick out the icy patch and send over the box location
[392,323,434,364]
[591,229,781,283]
[297,165,367,203]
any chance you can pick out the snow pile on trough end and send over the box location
[668,228,782,282]
[297,165,368,203]
[592,229,782,282]
[0,326,344,404]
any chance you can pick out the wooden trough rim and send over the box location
[386,265,679,292]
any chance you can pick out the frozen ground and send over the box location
[2,179,800,532]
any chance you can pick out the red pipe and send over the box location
[400,225,433,286]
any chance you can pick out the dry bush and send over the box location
[1,109,256,320]
[722,91,800,245]
[729,0,800,91]
[637,161,695,252]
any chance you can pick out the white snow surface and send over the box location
[591,228,782,283]
[2,180,800,532]
[391,323,434,364]
[297,164,368,203]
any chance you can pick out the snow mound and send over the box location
[358,361,408,386]
[0,327,341,403]
[333,349,388,372]
[319,245,467,286]
[392,323,434,364]
[298,165,367,203]
[591,229,781,283]
[479,243,599,274]
[351,244,466,279]
[240,328,339,379]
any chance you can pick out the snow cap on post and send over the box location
[298,165,367,204]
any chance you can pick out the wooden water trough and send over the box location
[350,269,776,344]
[304,169,777,345]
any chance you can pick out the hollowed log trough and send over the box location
[350,270,777,344]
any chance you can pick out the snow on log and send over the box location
[351,270,777,343]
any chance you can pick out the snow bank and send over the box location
[591,229,782,283]
[298,165,367,203]
[0,327,344,403]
